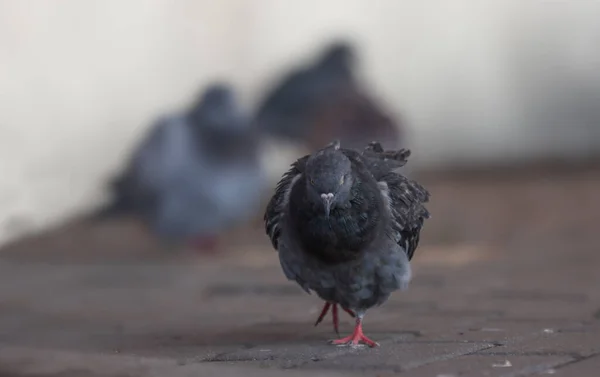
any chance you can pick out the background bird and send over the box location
[309,86,403,151]
[264,140,430,347]
[254,41,355,144]
[254,41,404,153]
[92,84,266,252]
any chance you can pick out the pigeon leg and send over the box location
[342,307,356,318]
[329,314,379,348]
[314,302,355,334]
[332,303,339,335]
[314,302,331,327]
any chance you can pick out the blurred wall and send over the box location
[1,0,600,245]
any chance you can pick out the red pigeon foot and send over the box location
[329,316,379,347]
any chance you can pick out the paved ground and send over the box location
[0,165,599,376]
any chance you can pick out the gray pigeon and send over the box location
[254,41,405,154]
[254,41,356,143]
[95,84,266,250]
[309,87,404,152]
[264,140,430,346]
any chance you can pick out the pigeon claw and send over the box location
[329,334,379,348]
[329,319,379,348]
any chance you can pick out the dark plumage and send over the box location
[264,140,430,346]
[254,41,404,153]
[93,84,266,250]
[309,87,404,151]
[254,42,356,143]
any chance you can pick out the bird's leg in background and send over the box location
[329,312,379,348]
[332,303,339,335]
[314,302,356,335]
[314,302,331,327]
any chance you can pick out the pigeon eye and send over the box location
[310,178,315,185]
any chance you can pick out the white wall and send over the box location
[1,0,599,245]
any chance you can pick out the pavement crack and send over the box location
[553,351,600,370]
[476,351,584,357]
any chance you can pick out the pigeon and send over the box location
[254,41,404,153]
[309,86,404,151]
[94,84,266,251]
[254,41,356,143]
[264,140,430,347]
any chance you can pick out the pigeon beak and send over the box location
[320,193,334,217]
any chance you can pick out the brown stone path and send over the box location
[0,166,599,376]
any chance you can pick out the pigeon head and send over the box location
[188,83,245,131]
[200,84,235,108]
[304,140,353,217]
[317,41,355,71]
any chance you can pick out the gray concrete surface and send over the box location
[0,167,599,376]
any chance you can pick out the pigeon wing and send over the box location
[264,155,308,249]
[357,142,431,260]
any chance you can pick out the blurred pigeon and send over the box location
[309,86,404,151]
[264,140,430,346]
[94,84,266,251]
[254,41,404,153]
[254,41,356,143]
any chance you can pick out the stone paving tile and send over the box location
[201,332,419,368]
[395,354,576,377]
[432,318,588,345]
[298,340,496,373]
[480,326,600,359]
